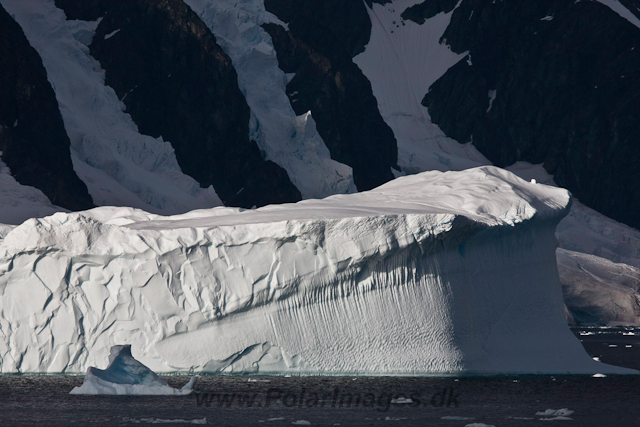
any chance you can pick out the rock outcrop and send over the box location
[263,0,398,192]
[55,0,301,208]
[421,0,640,229]
[0,4,92,211]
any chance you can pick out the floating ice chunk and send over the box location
[70,345,197,395]
[134,418,207,425]
[540,416,573,421]
[537,409,575,421]
[391,397,414,404]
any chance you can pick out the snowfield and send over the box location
[0,167,632,375]
[354,0,490,176]
[3,0,223,215]
[0,155,65,232]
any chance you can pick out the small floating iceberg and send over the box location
[70,345,197,395]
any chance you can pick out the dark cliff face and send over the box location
[263,0,398,192]
[421,0,640,229]
[401,0,458,24]
[55,0,301,208]
[0,5,93,211]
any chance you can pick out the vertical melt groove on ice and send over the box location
[0,167,636,375]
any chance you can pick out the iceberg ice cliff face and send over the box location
[70,345,196,395]
[506,162,640,325]
[0,167,633,375]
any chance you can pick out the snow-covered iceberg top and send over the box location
[0,166,633,375]
[70,345,196,395]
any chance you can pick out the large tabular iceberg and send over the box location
[0,166,633,375]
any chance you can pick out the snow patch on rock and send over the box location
[595,0,640,30]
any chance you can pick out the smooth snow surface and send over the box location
[0,166,633,375]
[595,0,640,30]
[70,345,196,395]
[183,0,357,199]
[354,0,490,175]
[2,0,223,215]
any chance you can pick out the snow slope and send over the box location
[354,0,490,175]
[2,0,223,215]
[354,0,640,178]
[0,154,65,233]
[0,166,631,375]
[183,0,357,199]
[595,0,640,30]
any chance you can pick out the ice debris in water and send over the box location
[70,345,197,395]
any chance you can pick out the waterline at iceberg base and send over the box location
[0,166,633,375]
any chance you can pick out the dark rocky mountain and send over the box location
[55,0,301,208]
[3,0,640,232]
[421,0,640,229]
[0,4,92,211]
[263,0,398,191]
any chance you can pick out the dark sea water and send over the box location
[0,327,639,427]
